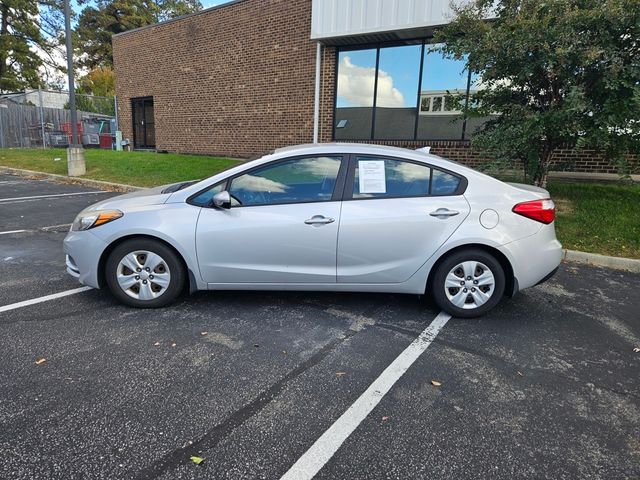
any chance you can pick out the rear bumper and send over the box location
[63,230,107,288]
[500,223,562,292]
[535,265,560,286]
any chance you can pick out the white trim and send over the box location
[313,42,322,144]
[280,311,451,480]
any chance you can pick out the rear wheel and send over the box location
[105,238,185,308]
[431,249,505,318]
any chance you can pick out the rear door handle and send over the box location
[304,215,335,225]
[429,208,460,218]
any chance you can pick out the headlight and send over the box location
[71,210,123,231]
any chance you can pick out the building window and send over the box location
[334,41,487,142]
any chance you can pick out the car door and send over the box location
[195,155,347,284]
[337,155,470,284]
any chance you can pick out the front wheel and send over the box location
[431,249,506,318]
[105,238,185,308]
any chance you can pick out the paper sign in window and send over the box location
[358,161,386,193]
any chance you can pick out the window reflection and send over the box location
[335,49,377,140]
[229,156,342,206]
[417,44,469,140]
[373,45,422,140]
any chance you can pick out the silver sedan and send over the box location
[64,143,562,318]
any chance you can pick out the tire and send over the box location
[431,248,506,318]
[105,238,185,308]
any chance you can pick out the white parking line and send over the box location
[0,192,100,203]
[280,311,451,480]
[0,230,27,235]
[0,287,92,314]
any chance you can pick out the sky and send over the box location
[337,45,470,109]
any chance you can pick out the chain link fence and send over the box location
[0,89,117,149]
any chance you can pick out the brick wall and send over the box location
[113,0,325,158]
[113,0,634,174]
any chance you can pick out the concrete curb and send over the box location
[563,249,640,273]
[0,166,143,193]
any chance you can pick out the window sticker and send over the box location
[358,161,386,193]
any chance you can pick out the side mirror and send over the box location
[212,190,231,209]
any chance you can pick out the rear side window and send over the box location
[352,157,431,199]
[431,169,461,195]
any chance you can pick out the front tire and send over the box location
[431,249,505,318]
[105,238,185,308]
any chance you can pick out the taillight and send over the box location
[512,199,555,224]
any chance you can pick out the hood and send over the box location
[84,184,172,212]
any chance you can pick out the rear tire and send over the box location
[431,249,505,318]
[105,238,185,308]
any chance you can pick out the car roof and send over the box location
[270,142,471,173]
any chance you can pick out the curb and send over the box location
[0,166,143,193]
[563,249,640,273]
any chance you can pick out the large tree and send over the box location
[0,0,66,92]
[75,0,202,69]
[436,0,640,186]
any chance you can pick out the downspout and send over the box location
[313,42,321,144]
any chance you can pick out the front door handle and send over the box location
[304,215,335,225]
[429,208,460,218]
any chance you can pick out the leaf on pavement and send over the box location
[190,456,205,465]
[171,343,177,347]
[634,347,640,353]
[431,380,442,386]
[35,358,47,365]
[381,416,389,421]
[153,342,160,346]
[200,332,208,336]
[336,371,347,377]
[517,371,524,377]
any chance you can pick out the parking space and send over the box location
[1,174,638,479]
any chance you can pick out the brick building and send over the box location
[112,0,627,173]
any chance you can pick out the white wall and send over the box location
[311,0,468,41]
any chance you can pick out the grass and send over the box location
[1,148,638,258]
[0,148,240,187]
[548,182,640,259]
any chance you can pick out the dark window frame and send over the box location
[333,39,474,143]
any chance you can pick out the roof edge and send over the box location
[112,0,247,39]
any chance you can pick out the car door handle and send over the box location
[304,215,335,225]
[429,208,460,218]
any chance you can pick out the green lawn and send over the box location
[548,182,640,259]
[0,148,240,187]
[1,148,638,258]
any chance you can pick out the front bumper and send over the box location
[63,230,108,288]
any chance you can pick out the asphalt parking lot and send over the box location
[1,172,639,480]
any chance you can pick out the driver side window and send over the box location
[228,156,343,207]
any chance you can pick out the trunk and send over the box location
[534,145,554,188]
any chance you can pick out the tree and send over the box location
[436,0,640,186]
[75,0,202,69]
[0,0,66,92]
[79,66,115,97]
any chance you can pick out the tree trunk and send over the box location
[535,146,554,188]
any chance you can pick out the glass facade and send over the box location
[334,41,489,141]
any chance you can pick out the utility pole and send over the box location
[64,0,85,176]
